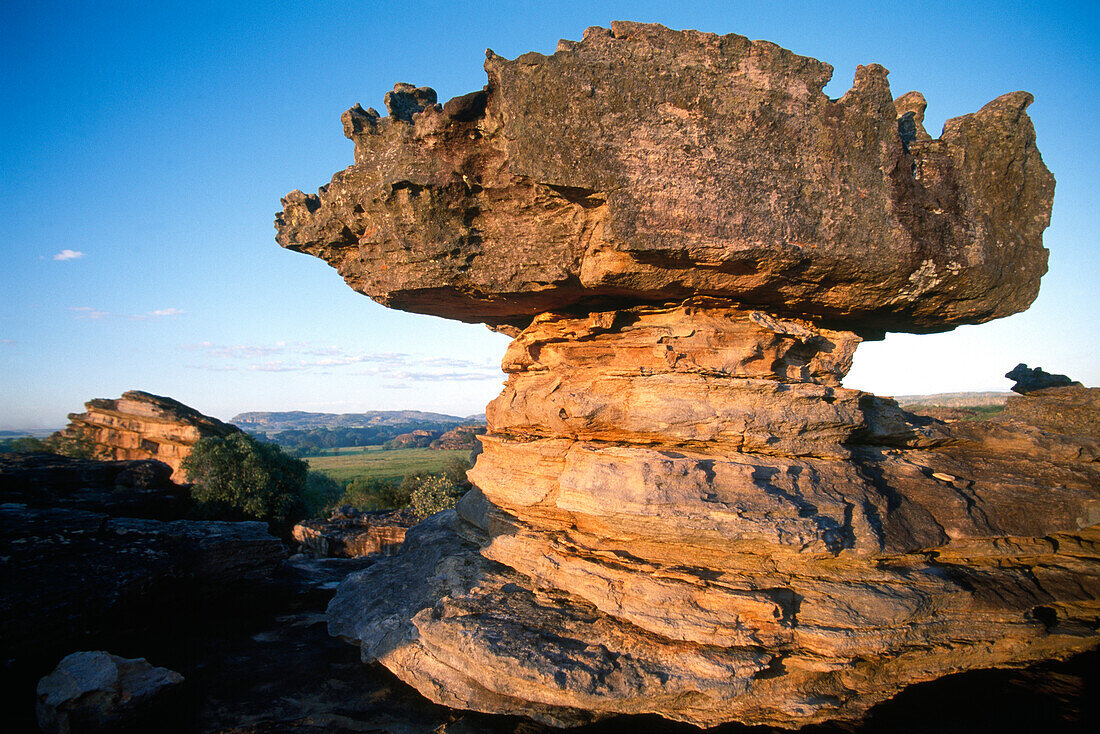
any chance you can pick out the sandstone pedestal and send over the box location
[277,21,1096,731]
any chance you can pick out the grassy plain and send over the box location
[306,446,470,484]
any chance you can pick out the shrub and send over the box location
[181,433,311,526]
[340,476,403,511]
[409,474,465,519]
[301,471,343,517]
[0,436,49,454]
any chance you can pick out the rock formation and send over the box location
[293,507,417,558]
[432,424,488,450]
[1007,363,1083,394]
[277,22,1096,730]
[56,390,241,481]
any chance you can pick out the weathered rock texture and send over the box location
[277,21,1053,334]
[278,21,1093,731]
[57,390,241,481]
[36,651,184,734]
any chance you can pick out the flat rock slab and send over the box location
[277,21,1053,333]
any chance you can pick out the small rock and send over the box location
[36,651,184,734]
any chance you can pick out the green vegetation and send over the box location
[0,433,96,458]
[409,474,466,518]
[257,422,477,456]
[305,446,471,484]
[902,403,1005,420]
[324,453,472,517]
[182,433,340,528]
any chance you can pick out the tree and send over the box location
[181,433,313,526]
[0,436,48,454]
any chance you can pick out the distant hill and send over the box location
[231,410,480,433]
[892,391,1011,408]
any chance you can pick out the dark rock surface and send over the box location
[277,22,1054,334]
[0,452,187,519]
[0,503,284,721]
[1007,363,1083,394]
[36,651,185,734]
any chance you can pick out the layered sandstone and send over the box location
[278,22,1095,731]
[329,307,1099,728]
[56,390,240,481]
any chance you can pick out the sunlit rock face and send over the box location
[281,22,1097,731]
[56,390,240,481]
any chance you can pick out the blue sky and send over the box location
[2,1,1097,429]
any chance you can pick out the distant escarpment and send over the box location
[232,409,474,433]
[278,22,1094,731]
[56,391,240,481]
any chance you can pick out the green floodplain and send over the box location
[305,446,471,485]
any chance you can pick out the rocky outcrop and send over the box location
[277,21,1053,335]
[292,507,417,558]
[0,453,187,519]
[386,429,442,449]
[1007,363,1083,394]
[56,390,240,481]
[432,424,487,450]
[36,652,185,734]
[279,21,1092,732]
[0,503,285,688]
[329,309,1099,728]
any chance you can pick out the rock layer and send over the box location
[56,390,241,481]
[329,307,1100,728]
[276,21,1054,334]
[279,21,1091,731]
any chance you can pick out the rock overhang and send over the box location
[276,21,1054,335]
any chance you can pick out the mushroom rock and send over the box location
[280,22,1097,730]
[277,21,1054,335]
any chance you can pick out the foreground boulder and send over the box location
[280,21,1094,731]
[55,390,241,481]
[36,652,184,734]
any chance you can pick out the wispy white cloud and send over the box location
[70,306,111,320]
[182,341,502,383]
[53,249,85,261]
[71,306,186,320]
[0,339,15,345]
